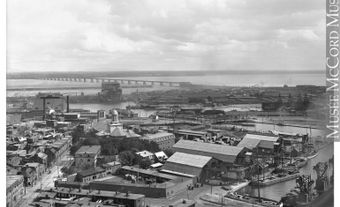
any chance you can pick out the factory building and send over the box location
[172,140,249,180]
[162,152,213,182]
[141,131,176,150]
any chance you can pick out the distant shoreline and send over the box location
[7,70,324,79]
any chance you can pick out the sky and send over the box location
[7,0,325,73]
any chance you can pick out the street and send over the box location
[17,150,71,207]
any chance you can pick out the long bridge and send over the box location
[38,77,191,87]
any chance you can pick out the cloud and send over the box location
[7,0,325,73]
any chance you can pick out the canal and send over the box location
[237,143,334,202]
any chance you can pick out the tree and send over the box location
[139,158,152,169]
[82,138,99,146]
[119,151,136,166]
[71,125,83,145]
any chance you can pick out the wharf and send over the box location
[251,173,300,187]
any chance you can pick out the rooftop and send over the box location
[75,145,101,155]
[136,150,154,158]
[166,152,212,168]
[176,129,208,135]
[142,132,175,140]
[6,175,23,190]
[154,151,168,159]
[173,140,244,163]
[237,138,261,150]
[77,167,105,178]
[243,134,279,142]
[54,187,145,200]
[120,166,179,180]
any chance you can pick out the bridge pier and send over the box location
[128,80,131,85]
[143,81,146,85]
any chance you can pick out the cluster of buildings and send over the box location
[6,92,312,207]
[7,122,72,187]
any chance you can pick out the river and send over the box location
[6,72,325,97]
[237,143,334,202]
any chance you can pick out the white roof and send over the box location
[243,134,279,142]
[173,140,244,163]
[155,151,168,159]
[150,163,163,168]
[136,150,154,158]
[166,152,212,168]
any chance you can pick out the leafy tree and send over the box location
[82,138,100,146]
[139,158,152,169]
[71,125,83,145]
[119,151,136,166]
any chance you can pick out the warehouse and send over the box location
[162,152,213,182]
[172,140,249,180]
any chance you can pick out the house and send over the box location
[154,151,168,163]
[75,145,101,170]
[33,152,48,168]
[6,175,25,207]
[136,150,154,162]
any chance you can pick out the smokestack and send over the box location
[42,98,46,121]
[66,96,69,113]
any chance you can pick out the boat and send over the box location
[295,157,308,168]
[306,151,318,160]
[251,172,300,187]
[223,192,283,207]
[276,122,284,126]
[240,123,256,127]
[281,162,333,207]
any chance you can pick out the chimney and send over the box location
[66,96,69,113]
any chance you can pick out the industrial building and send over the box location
[141,131,175,150]
[172,140,249,180]
[237,133,280,155]
[162,152,213,182]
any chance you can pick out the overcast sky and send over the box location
[7,0,325,73]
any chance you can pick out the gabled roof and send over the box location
[173,140,244,163]
[155,151,168,159]
[166,152,212,168]
[37,152,48,159]
[237,138,261,150]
